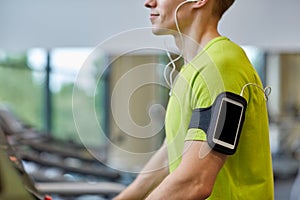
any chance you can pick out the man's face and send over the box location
[144,0,183,35]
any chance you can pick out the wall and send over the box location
[220,0,300,51]
[107,54,167,172]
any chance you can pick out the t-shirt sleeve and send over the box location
[184,73,216,142]
[185,128,207,141]
[184,63,249,142]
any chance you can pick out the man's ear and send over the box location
[192,0,209,8]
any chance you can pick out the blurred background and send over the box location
[0,0,300,199]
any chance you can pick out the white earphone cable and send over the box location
[240,83,272,101]
[164,1,192,96]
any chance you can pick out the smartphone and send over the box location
[211,97,245,150]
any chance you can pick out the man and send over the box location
[114,0,274,199]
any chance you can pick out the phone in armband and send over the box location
[189,92,247,155]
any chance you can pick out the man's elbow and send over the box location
[173,168,215,199]
[181,179,213,199]
[194,183,213,200]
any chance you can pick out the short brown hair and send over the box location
[212,0,235,19]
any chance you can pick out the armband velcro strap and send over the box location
[188,92,247,155]
[188,107,212,133]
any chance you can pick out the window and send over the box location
[0,48,108,147]
[0,50,44,130]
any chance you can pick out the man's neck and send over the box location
[174,18,220,63]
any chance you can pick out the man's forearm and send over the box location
[145,167,211,200]
[113,141,169,199]
[115,165,168,199]
[146,141,227,200]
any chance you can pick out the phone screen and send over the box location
[213,99,243,146]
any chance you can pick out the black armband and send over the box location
[188,92,247,155]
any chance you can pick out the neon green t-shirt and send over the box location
[165,36,274,199]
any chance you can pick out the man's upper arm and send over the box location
[177,140,227,197]
[181,140,227,175]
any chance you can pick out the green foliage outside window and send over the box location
[0,53,44,131]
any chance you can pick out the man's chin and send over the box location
[151,27,175,36]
